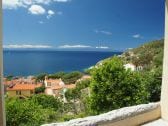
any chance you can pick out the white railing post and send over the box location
[161,0,168,121]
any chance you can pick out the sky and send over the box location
[3,0,165,51]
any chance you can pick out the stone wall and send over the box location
[42,103,160,126]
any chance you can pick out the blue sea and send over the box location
[3,50,122,76]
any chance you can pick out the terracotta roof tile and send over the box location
[7,84,42,91]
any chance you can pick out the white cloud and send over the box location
[53,0,70,2]
[95,30,112,36]
[47,10,55,19]
[132,34,143,39]
[22,0,33,5]
[34,0,51,5]
[3,0,68,20]
[3,0,70,9]
[58,45,92,49]
[3,44,52,49]
[3,0,25,9]
[22,0,52,5]
[28,5,46,15]
[58,44,110,49]
[96,46,109,49]
[48,10,55,15]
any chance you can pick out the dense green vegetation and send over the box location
[6,96,59,126]
[6,94,92,126]
[35,85,45,94]
[65,79,90,101]
[65,79,91,115]
[35,73,48,82]
[6,75,13,81]
[36,71,83,84]
[141,67,162,102]
[62,71,83,84]
[123,39,163,102]
[88,57,149,114]
[84,39,163,114]
[30,94,63,111]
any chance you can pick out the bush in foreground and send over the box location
[88,57,149,114]
[6,98,56,126]
[31,94,63,111]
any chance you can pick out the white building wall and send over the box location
[124,64,136,71]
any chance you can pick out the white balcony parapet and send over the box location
[42,103,160,126]
[142,119,168,126]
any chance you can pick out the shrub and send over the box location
[30,94,63,111]
[6,98,56,126]
[62,71,83,84]
[35,85,45,94]
[48,72,66,79]
[36,73,48,82]
[88,56,149,114]
[144,67,162,102]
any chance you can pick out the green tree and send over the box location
[153,50,163,68]
[35,85,45,94]
[63,71,83,84]
[65,89,79,102]
[48,72,66,79]
[30,94,63,111]
[65,80,91,115]
[6,75,13,81]
[76,80,90,90]
[88,57,149,114]
[36,73,48,82]
[144,67,162,102]
[65,80,90,102]
[6,98,56,126]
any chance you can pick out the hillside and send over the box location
[122,39,164,70]
[94,39,164,71]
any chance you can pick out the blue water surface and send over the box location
[3,50,122,76]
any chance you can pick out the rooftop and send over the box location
[7,83,42,91]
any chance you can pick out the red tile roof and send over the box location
[7,84,42,91]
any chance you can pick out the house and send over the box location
[124,63,143,71]
[4,76,42,98]
[4,76,36,86]
[44,77,65,96]
[6,83,42,98]
[124,63,136,71]
[44,76,76,98]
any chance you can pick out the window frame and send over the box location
[0,1,168,125]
